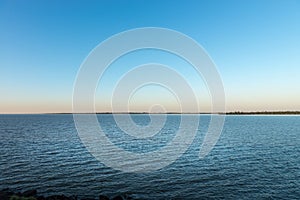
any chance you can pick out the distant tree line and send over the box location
[224,111,300,115]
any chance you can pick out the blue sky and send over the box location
[0,0,299,113]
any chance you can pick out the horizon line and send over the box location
[1,111,300,115]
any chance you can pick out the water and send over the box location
[0,114,299,199]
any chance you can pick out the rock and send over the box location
[0,188,13,200]
[112,195,123,200]
[99,195,109,200]
[23,189,37,197]
[37,196,46,200]
[46,195,72,200]
[0,189,134,200]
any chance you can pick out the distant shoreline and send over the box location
[1,111,300,115]
[223,111,300,115]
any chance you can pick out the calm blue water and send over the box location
[0,114,299,199]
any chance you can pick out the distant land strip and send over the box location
[223,111,300,115]
[54,111,300,115]
[2,111,300,115]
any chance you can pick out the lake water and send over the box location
[0,114,299,199]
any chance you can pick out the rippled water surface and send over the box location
[0,114,299,199]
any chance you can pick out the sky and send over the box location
[0,0,299,113]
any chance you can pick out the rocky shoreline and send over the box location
[0,188,133,200]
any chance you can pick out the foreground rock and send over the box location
[0,188,132,200]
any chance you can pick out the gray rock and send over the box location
[99,195,109,200]
[23,189,37,197]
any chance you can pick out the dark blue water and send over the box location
[0,114,299,199]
